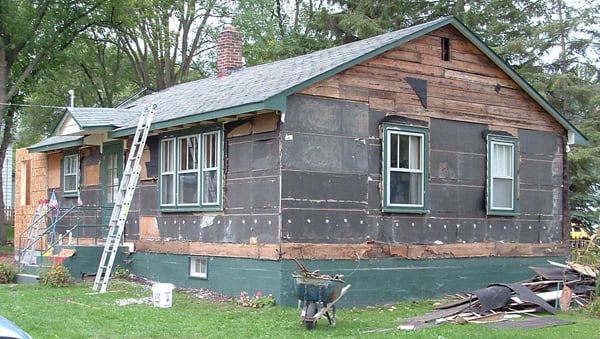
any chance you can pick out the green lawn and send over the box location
[1,279,599,338]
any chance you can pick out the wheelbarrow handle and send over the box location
[312,284,352,320]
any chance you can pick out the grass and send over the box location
[1,279,600,338]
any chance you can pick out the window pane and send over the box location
[64,175,76,192]
[409,135,421,170]
[389,171,422,205]
[203,170,218,204]
[387,129,424,209]
[107,153,119,203]
[203,133,217,169]
[179,136,199,171]
[178,172,198,204]
[162,139,174,172]
[493,143,512,177]
[493,178,512,209]
[63,155,78,192]
[161,173,174,204]
[491,141,514,210]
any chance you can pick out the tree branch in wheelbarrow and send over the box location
[292,258,344,280]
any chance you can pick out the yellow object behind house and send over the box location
[571,227,590,239]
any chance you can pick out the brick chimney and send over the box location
[217,25,243,77]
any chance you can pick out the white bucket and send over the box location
[152,283,174,308]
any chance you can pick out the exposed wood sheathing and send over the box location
[133,240,566,260]
[14,149,51,246]
[300,27,562,134]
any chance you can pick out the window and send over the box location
[383,123,429,213]
[106,152,119,203]
[189,256,208,279]
[160,127,222,210]
[487,135,518,215]
[63,153,79,195]
[441,37,450,61]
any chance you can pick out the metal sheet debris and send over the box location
[395,260,598,331]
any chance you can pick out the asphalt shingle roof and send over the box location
[62,107,141,131]
[27,135,83,153]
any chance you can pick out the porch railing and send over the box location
[17,205,107,266]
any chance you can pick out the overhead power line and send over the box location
[0,102,66,109]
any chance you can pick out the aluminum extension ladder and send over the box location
[92,103,156,292]
[19,201,50,268]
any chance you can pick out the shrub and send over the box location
[237,291,276,308]
[39,263,73,287]
[112,265,130,279]
[0,261,18,284]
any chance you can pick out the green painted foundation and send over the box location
[53,245,127,279]
[126,252,566,307]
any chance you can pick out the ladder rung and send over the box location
[93,103,155,292]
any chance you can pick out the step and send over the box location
[21,264,41,275]
[14,273,40,284]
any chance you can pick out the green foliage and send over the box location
[237,291,276,308]
[39,264,73,287]
[111,265,130,279]
[0,261,18,284]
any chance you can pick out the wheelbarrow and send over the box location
[292,259,351,330]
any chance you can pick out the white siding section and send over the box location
[3,143,13,207]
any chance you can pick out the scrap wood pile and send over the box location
[398,260,597,331]
[292,258,344,281]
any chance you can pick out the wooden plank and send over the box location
[132,241,568,260]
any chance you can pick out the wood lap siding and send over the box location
[300,26,562,135]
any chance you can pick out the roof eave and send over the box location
[109,97,286,138]
[27,138,83,153]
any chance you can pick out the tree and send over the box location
[231,0,335,66]
[112,0,231,90]
[0,0,110,244]
[531,0,600,232]
[16,30,139,148]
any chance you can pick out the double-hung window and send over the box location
[62,152,79,196]
[382,123,429,213]
[487,135,518,215]
[160,127,222,210]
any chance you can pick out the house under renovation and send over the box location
[15,16,586,307]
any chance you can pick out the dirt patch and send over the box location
[127,274,233,303]
[84,274,233,303]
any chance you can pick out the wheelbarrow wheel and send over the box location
[304,302,317,330]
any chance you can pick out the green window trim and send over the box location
[486,134,518,216]
[159,125,223,211]
[382,123,429,214]
[62,149,80,197]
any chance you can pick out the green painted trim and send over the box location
[109,100,285,138]
[486,134,519,216]
[382,123,430,213]
[157,125,224,211]
[27,138,83,153]
[61,149,80,197]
